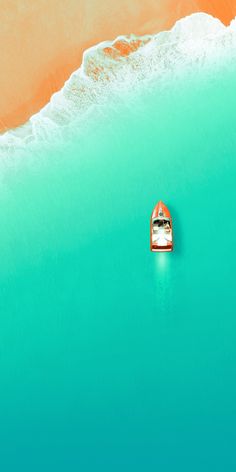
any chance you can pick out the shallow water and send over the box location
[0,59,236,470]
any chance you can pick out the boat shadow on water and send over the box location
[170,205,183,257]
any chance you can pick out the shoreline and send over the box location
[0,0,236,132]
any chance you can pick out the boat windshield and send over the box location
[153,219,171,228]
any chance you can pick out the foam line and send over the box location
[0,13,236,152]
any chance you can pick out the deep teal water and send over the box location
[0,66,236,470]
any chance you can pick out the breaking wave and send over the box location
[1,12,236,154]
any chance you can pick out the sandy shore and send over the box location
[1,0,236,132]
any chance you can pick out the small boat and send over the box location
[150,201,173,252]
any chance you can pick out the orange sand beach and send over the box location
[1,0,236,132]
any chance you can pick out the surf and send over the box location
[0,12,236,155]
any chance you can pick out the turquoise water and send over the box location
[0,66,236,470]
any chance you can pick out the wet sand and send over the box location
[1,0,236,131]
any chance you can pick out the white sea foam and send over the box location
[1,12,236,154]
